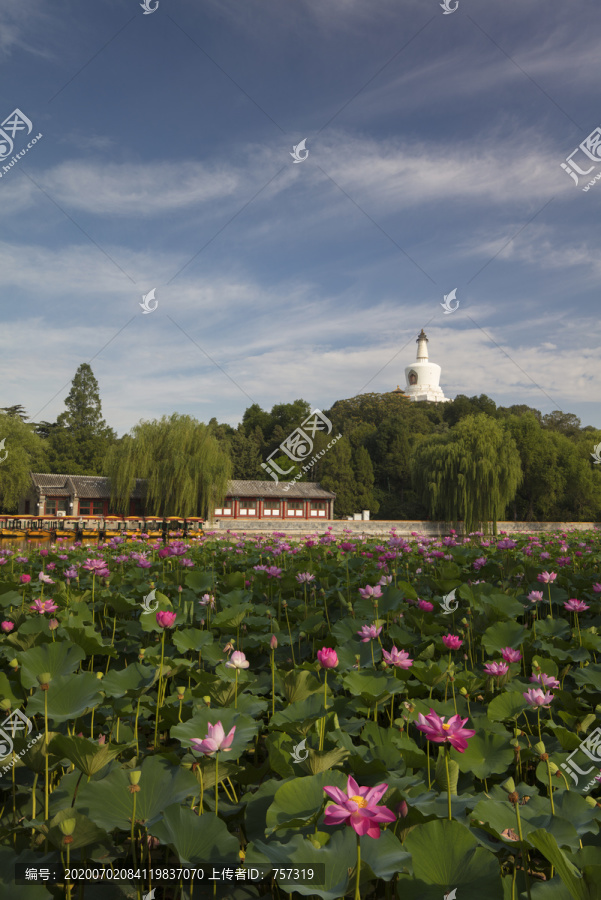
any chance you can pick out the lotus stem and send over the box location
[215,755,219,818]
[513,800,532,900]
[354,832,361,900]
[445,747,452,822]
[545,759,555,815]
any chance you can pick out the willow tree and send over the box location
[411,414,522,534]
[104,414,232,518]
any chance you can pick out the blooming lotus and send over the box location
[415,709,475,753]
[190,721,236,755]
[1,621,14,633]
[156,610,177,628]
[530,672,560,689]
[19,574,32,584]
[38,572,54,584]
[537,571,557,584]
[382,647,413,669]
[30,598,59,614]
[564,599,589,612]
[483,661,509,677]
[357,624,382,642]
[358,585,383,599]
[317,647,338,669]
[418,599,434,612]
[527,591,544,603]
[442,634,463,650]
[225,650,249,669]
[501,647,522,663]
[296,572,315,584]
[523,688,554,708]
[323,775,395,838]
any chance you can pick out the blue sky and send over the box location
[1,0,600,434]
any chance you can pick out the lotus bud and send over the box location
[461,618,468,626]
[59,818,76,836]
[9,659,18,670]
[177,686,185,698]
[37,672,52,690]
[459,687,468,696]
[96,671,103,679]
[501,777,516,794]
[270,634,278,650]
[128,770,142,786]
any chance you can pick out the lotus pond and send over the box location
[1,528,601,900]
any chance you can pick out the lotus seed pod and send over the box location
[533,741,546,755]
[459,687,468,696]
[9,659,18,669]
[585,795,598,808]
[37,673,52,686]
[0,699,11,712]
[501,777,516,794]
[547,761,558,774]
[177,686,185,697]
[128,770,142,786]
[96,672,103,679]
[59,818,76,836]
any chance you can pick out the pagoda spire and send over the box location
[416,329,429,361]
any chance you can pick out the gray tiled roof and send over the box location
[29,474,335,501]
[227,480,336,499]
[29,474,146,499]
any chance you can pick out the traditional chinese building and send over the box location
[403,329,449,403]
[18,474,335,521]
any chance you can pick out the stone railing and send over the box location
[207,519,601,537]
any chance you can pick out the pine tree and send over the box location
[47,364,116,474]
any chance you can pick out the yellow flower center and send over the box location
[350,795,369,808]
[442,723,451,730]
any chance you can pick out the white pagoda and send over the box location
[402,329,449,403]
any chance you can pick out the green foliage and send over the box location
[104,412,232,517]
[0,413,47,511]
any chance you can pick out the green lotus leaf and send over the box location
[171,628,214,654]
[185,571,215,593]
[487,691,528,722]
[148,803,239,864]
[49,734,131,777]
[76,755,198,830]
[171,708,258,760]
[360,827,411,880]
[456,731,515,779]
[63,626,117,657]
[481,620,527,655]
[101,662,157,698]
[398,818,503,899]
[36,807,111,852]
[211,603,249,628]
[26,673,103,724]
[277,669,324,704]
[528,830,589,900]
[265,771,347,834]
[572,665,601,692]
[248,830,355,900]
[18,642,86,691]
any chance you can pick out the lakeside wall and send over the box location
[208,520,601,537]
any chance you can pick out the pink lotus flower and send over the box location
[483,661,509,677]
[156,610,177,628]
[442,634,463,650]
[564,599,589,613]
[359,585,383,599]
[190,721,236,755]
[382,647,413,669]
[523,688,554,708]
[593,583,601,593]
[199,593,215,608]
[418,599,434,612]
[317,647,338,669]
[38,572,54,584]
[537,571,557,584]
[501,647,522,663]
[19,574,31,584]
[296,572,315,584]
[1,621,14,633]
[415,708,475,753]
[357,624,383,643]
[270,634,278,650]
[30,598,59,614]
[322,775,395,839]
[225,650,249,669]
[530,672,560,689]
[527,591,544,603]
[48,618,59,631]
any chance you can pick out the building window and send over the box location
[239,499,257,517]
[214,500,233,516]
[310,501,327,518]
[44,498,68,515]
[263,500,281,517]
[287,500,305,517]
[79,500,104,516]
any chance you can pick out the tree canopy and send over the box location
[103,414,232,517]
